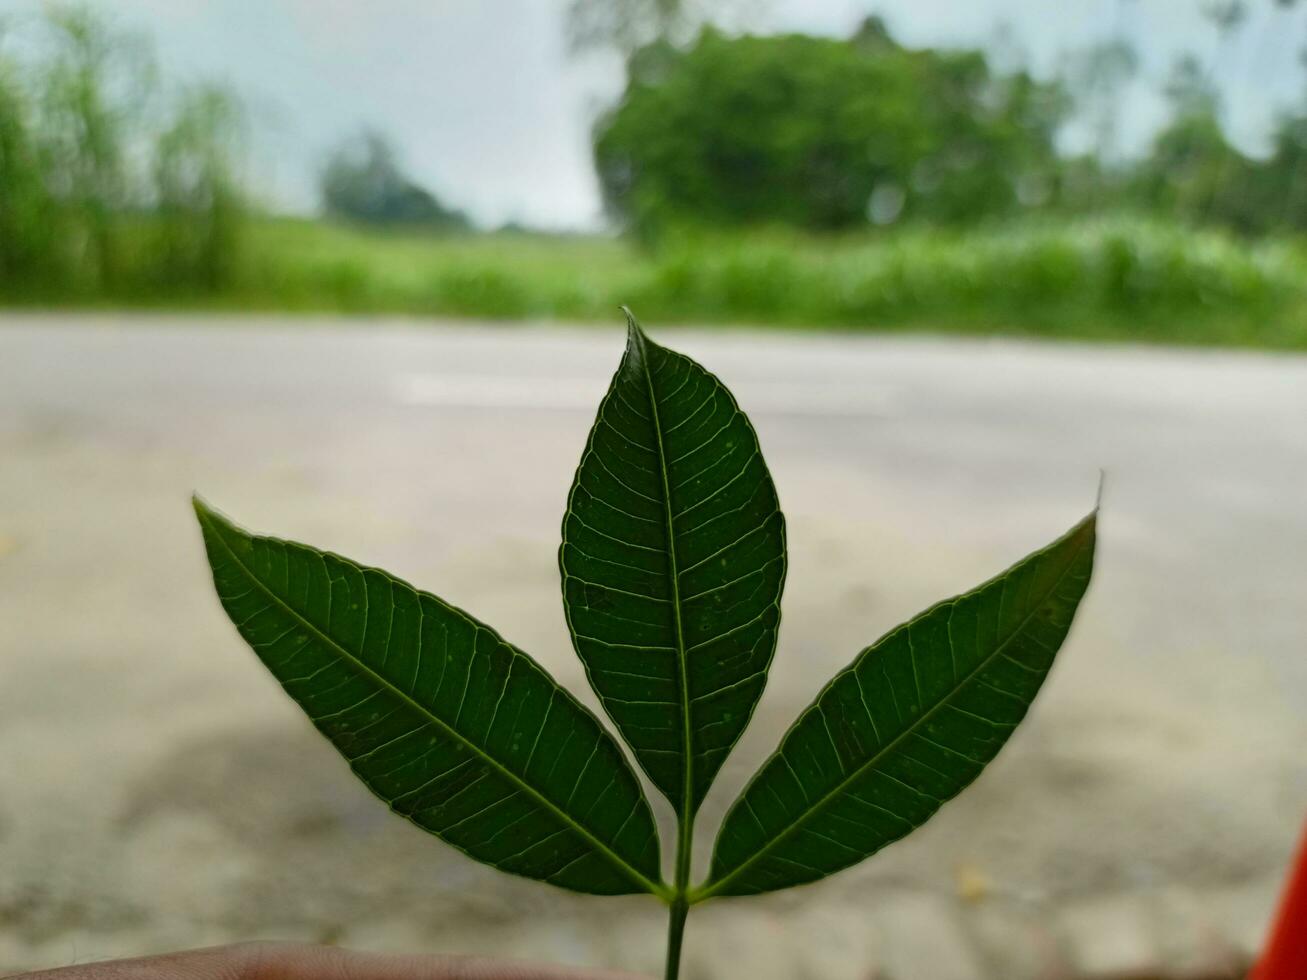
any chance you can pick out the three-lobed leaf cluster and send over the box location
[195,313,1095,927]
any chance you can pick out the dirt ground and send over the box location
[2,316,1305,978]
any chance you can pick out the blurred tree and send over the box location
[1254,49,1307,228]
[152,85,246,291]
[1255,115,1307,229]
[34,4,156,290]
[1132,53,1262,231]
[321,130,468,230]
[1162,52,1220,120]
[0,4,250,297]
[1118,0,1307,234]
[593,22,1067,237]
[1064,37,1139,164]
[1202,0,1249,32]
[0,51,59,283]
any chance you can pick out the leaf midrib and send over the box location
[632,326,695,825]
[198,505,667,898]
[696,530,1090,900]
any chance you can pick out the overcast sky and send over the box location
[4,0,1305,229]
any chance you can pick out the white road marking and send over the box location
[393,373,899,417]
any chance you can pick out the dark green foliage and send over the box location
[703,514,1095,897]
[592,24,1067,237]
[321,129,469,230]
[561,317,785,814]
[194,498,663,897]
[196,313,1096,979]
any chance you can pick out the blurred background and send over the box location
[1,1,1306,978]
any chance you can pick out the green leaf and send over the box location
[700,513,1096,898]
[193,498,665,897]
[560,312,786,816]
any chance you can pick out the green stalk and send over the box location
[664,808,695,980]
[664,894,690,980]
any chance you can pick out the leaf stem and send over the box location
[663,893,690,980]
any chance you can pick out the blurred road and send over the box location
[2,314,1306,979]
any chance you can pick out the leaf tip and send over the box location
[621,305,644,345]
[1094,468,1107,512]
[191,492,213,522]
[191,495,243,546]
[1069,504,1098,559]
[620,306,654,375]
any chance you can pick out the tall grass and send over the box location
[202,216,1307,349]
[628,219,1307,345]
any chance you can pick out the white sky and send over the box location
[3,0,1305,229]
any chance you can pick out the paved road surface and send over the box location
[2,314,1306,978]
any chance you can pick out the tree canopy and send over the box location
[593,22,1067,237]
[321,130,468,230]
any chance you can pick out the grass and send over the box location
[237,218,643,319]
[6,214,1307,349]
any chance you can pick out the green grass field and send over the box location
[9,215,1307,349]
[237,218,644,319]
[238,217,1307,348]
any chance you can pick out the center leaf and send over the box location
[560,312,787,816]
